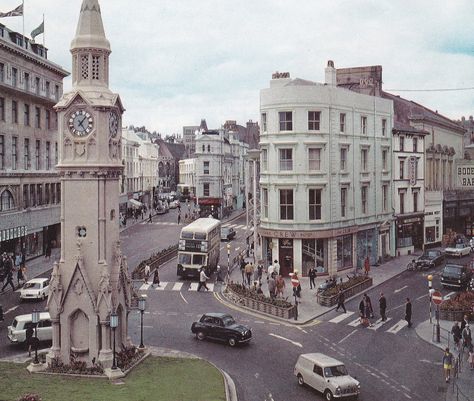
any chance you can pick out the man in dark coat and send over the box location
[379,292,387,321]
[1,268,15,292]
[308,266,317,289]
[335,289,346,313]
[405,297,412,328]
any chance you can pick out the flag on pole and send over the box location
[0,4,23,18]
[31,21,44,40]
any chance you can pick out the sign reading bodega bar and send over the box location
[0,226,27,242]
[258,224,376,239]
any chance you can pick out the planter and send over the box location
[439,309,473,322]
[132,245,178,279]
[224,286,296,319]
[317,277,373,307]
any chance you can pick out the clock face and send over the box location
[68,110,94,137]
[109,111,119,138]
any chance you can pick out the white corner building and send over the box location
[258,63,394,277]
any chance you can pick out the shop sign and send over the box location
[399,217,422,224]
[0,226,27,242]
[456,164,474,187]
[408,156,417,186]
[279,239,293,249]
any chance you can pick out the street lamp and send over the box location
[31,309,40,364]
[110,311,118,370]
[227,243,231,272]
[138,296,147,349]
[427,274,434,324]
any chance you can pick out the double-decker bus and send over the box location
[177,218,221,278]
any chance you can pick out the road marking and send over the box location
[189,283,199,291]
[269,333,302,348]
[269,323,280,326]
[180,292,188,304]
[143,325,154,328]
[415,293,429,301]
[386,319,408,334]
[403,393,412,399]
[172,282,183,291]
[139,283,151,291]
[155,282,168,291]
[167,312,178,316]
[253,320,265,324]
[394,285,408,293]
[347,317,362,327]
[329,311,354,323]
[368,317,392,331]
[444,292,456,300]
[4,305,19,315]
[338,329,358,344]
[235,247,240,251]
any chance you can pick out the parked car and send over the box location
[414,250,445,270]
[294,353,360,400]
[445,243,471,258]
[156,201,169,214]
[191,313,252,347]
[441,264,472,289]
[7,311,52,344]
[20,278,50,301]
[470,238,474,251]
[169,200,180,209]
[220,227,236,241]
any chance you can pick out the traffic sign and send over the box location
[290,273,300,288]
[432,291,443,305]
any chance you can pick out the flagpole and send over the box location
[22,0,24,46]
[42,14,45,48]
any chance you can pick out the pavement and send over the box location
[9,215,474,401]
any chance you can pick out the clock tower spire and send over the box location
[47,0,131,373]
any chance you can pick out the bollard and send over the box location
[0,304,3,321]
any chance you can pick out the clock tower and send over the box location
[47,0,131,370]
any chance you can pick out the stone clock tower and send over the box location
[46,0,131,369]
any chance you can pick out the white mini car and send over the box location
[20,278,50,301]
[445,243,471,258]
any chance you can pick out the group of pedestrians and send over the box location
[143,263,160,288]
[0,251,27,293]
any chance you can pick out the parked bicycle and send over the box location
[406,259,417,271]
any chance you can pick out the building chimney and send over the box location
[325,60,336,86]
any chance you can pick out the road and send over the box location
[0,208,468,401]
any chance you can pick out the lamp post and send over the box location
[227,243,231,272]
[427,274,434,324]
[31,309,40,365]
[110,311,118,370]
[138,296,146,349]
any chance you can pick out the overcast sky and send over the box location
[2,0,473,134]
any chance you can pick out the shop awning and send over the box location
[128,199,143,208]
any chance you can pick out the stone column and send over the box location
[98,320,112,368]
[46,318,61,364]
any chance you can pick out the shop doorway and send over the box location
[278,239,293,277]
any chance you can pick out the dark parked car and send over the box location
[441,264,472,289]
[220,227,236,241]
[415,250,445,270]
[191,313,252,347]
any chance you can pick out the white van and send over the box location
[7,312,52,344]
[294,353,360,400]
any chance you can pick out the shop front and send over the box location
[396,214,424,255]
[198,197,221,219]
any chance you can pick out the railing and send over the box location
[432,324,452,348]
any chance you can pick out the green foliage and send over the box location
[228,283,293,308]
[441,291,474,314]
[47,355,104,375]
[116,346,143,371]
[319,276,370,297]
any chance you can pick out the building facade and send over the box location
[0,22,68,258]
[259,65,394,277]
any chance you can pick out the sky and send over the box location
[1,0,473,135]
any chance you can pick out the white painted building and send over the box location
[178,158,196,197]
[258,63,394,277]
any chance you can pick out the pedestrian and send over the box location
[256,263,264,284]
[177,213,181,225]
[365,293,374,318]
[152,269,160,287]
[256,283,263,295]
[17,265,24,287]
[359,297,368,326]
[216,265,223,282]
[275,275,285,298]
[267,263,274,281]
[379,292,387,321]
[451,321,462,352]
[240,259,246,283]
[184,213,188,223]
[273,260,280,276]
[1,269,15,292]
[148,212,152,223]
[45,244,51,259]
[14,252,21,269]
[144,263,150,284]
[21,264,27,282]
[461,314,469,332]
[245,262,254,287]
[308,266,316,289]
[364,256,370,276]
[405,297,412,328]
[292,270,302,298]
[442,348,454,382]
[268,273,276,299]
[197,267,209,291]
[469,344,474,370]
[335,289,346,313]
[462,325,472,351]
[26,325,34,357]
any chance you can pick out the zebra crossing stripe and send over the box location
[139,283,151,291]
[189,283,199,291]
[347,317,362,327]
[386,319,408,334]
[328,311,355,323]
[368,317,392,331]
[154,282,168,291]
[172,282,183,291]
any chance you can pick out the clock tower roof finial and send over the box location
[71,0,110,52]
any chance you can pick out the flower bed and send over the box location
[47,356,104,376]
[317,276,373,307]
[131,245,178,279]
[440,291,474,321]
[224,283,296,319]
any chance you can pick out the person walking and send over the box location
[275,275,285,298]
[240,258,246,283]
[177,213,181,225]
[26,325,34,357]
[245,262,254,287]
[359,297,368,326]
[364,256,370,276]
[144,264,151,284]
[379,292,387,321]
[308,266,317,289]
[216,265,223,282]
[148,212,152,223]
[45,244,51,259]
[197,267,209,291]
[152,269,160,288]
[462,325,472,351]
[267,263,274,282]
[256,263,264,284]
[442,348,454,382]
[451,322,462,352]
[405,298,412,328]
[268,273,276,299]
[273,260,280,276]
[335,289,346,313]
[365,293,374,318]
[1,268,15,292]
[16,265,24,288]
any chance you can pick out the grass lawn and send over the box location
[0,357,226,401]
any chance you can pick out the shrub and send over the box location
[47,356,104,375]
[441,291,474,316]
[132,245,178,279]
[18,394,41,401]
[227,283,293,308]
[116,345,144,371]
[319,276,370,297]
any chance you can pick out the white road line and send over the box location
[155,282,168,290]
[347,317,362,327]
[189,283,199,291]
[368,317,392,331]
[338,329,358,344]
[329,311,354,323]
[4,305,19,315]
[404,393,412,399]
[444,292,456,300]
[167,312,178,316]
[386,319,408,334]
[143,325,154,328]
[269,333,303,348]
[269,323,280,326]
[394,285,408,293]
[172,282,183,291]
[139,283,151,291]
[235,247,240,251]
[401,385,410,391]
[253,321,265,324]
